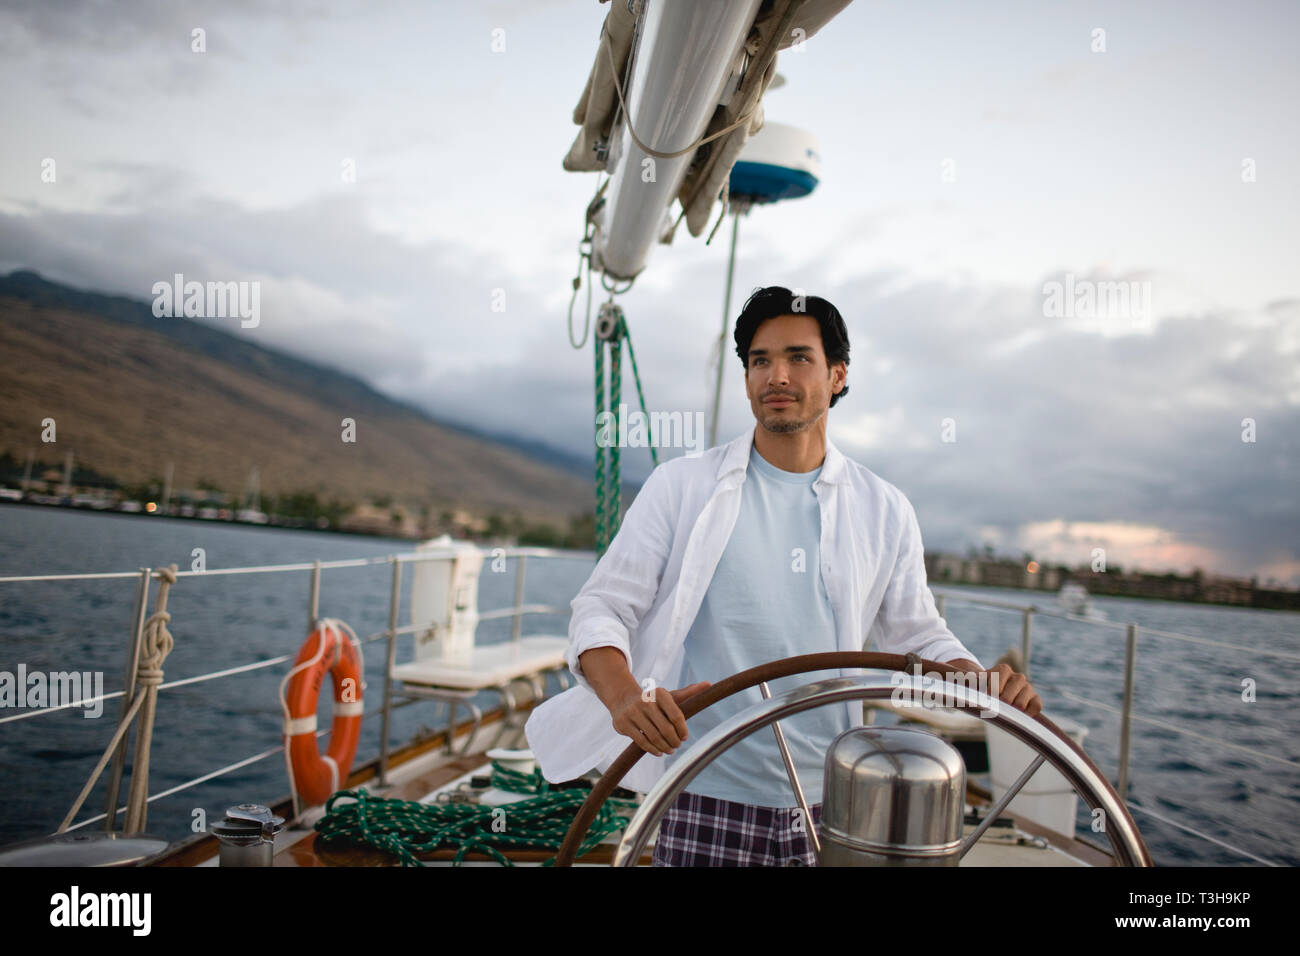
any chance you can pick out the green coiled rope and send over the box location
[314,763,639,867]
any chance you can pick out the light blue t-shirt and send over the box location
[666,444,849,807]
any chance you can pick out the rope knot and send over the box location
[135,564,178,686]
[134,611,174,686]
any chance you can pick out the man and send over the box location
[525,286,1041,866]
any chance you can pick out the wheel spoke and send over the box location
[759,681,822,856]
[958,753,1045,859]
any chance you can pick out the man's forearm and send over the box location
[578,646,640,710]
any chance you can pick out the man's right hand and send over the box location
[609,681,711,757]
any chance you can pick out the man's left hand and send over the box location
[946,658,1042,717]
[986,662,1042,717]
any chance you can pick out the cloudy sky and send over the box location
[1,0,1297,584]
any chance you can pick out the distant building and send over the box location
[447,509,490,536]
[339,503,420,538]
[928,554,1059,591]
[926,551,1297,609]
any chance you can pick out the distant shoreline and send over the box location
[4,498,1292,611]
[0,497,467,547]
[929,578,1300,614]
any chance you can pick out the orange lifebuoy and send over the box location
[280,619,364,807]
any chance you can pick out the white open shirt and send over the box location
[524,426,982,794]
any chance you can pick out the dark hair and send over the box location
[734,286,850,407]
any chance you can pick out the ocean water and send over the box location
[0,503,1296,866]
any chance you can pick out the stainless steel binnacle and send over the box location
[819,726,966,866]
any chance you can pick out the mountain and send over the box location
[0,270,630,526]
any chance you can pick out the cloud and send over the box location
[1,0,1296,586]
[4,188,1297,583]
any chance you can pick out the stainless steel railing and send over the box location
[1,556,1288,863]
[0,545,591,839]
[931,585,1295,865]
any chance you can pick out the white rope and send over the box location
[278,626,332,734]
[278,622,332,816]
[54,565,178,834]
[123,564,178,834]
[599,25,758,161]
[568,174,605,349]
[56,691,147,832]
[330,617,366,692]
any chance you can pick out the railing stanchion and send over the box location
[1118,623,1139,798]
[308,560,321,632]
[103,567,151,833]
[512,553,527,643]
[1021,607,1034,680]
[378,556,402,786]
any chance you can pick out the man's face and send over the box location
[744,314,846,435]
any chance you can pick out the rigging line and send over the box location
[594,320,609,554]
[567,237,593,350]
[568,175,608,349]
[1124,802,1281,867]
[617,313,659,469]
[935,591,1300,660]
[599,21,761,161]
[1039,682,1300,771]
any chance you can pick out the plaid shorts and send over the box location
[651,790,823,867]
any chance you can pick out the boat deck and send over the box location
[177,714,1111,868]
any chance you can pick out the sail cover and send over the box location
[563,0,854,241]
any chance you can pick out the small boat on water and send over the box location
[1057,582,1093,616]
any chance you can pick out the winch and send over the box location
[209,803,285,867]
